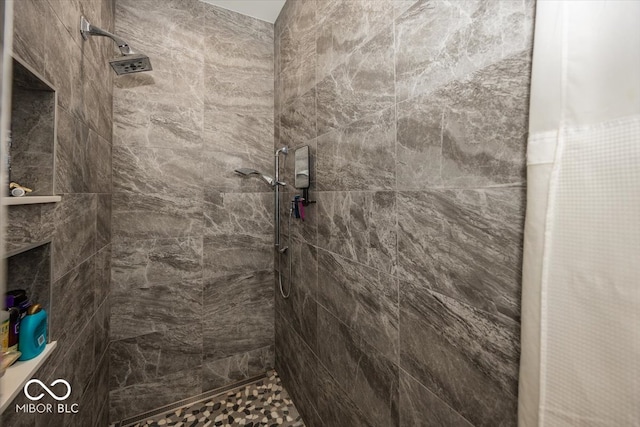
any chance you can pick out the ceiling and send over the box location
[200,0,286,23]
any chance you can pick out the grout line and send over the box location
[398,366,476,427]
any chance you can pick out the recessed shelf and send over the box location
[4,239,52,259]
[0,342,58,414]
[2,195,61,205]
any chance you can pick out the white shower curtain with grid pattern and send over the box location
[518,1,640,426]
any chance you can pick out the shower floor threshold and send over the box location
[112,370,305,427]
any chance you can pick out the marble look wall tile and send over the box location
[112,237,202,288]
[86,129,112,193]
[2,393,36,426]
[7,243,51,313]
[94,243,111,311]
[204,12,274,117]
[55,106,89,193]
[393,0,420,19]
[97,194,112,250]
[110,278,202,342]
[13,0,49,73]
[397,189,524,320]
[55,109,112,194]
[5,204,54,254]
[399,369,473,427]
[47,0,91,48]
[63,319,95,400]
[440,52,531,187]
[48,194,97,280]
[395,0,534,102]
[203,191,273,240]
[203,18,272,79]
[113,145,203,197]
[278,0,314,75]
[83,74,113,142]
[10,87,55,195]
[110,324,202,390]
[115,0,204,61]
[9,152,53,197]
[202,345,274,392]
[316,364,373,427]
[112,192,202,240]
[94,298,110,364]
[316,28,395,136]
[109,368,202,423]
[396,91,444,189]
[204,67,273,117]
[204,1,273,39]
[275,241,317,351]
[275,313,318,423]
[111,237,202,341]
[316,0,393,80]
[203,271,274,361]
[317,191,396,274]
[316,307,399,427]
[95,402,109,427]
[397,51,531,189]
[202,192,273,281]
[280,88,316,147]
[317,250,398,360]
[399,285,519,426]
[203,235,273,279]
[51,257,95,352]
[276,0,315,107]
[317,106,395,191]
[94,350,110,426]
[113,92,203,152]
[204,107,273,149]
[44,15,83,119]
[202,111,273,194]
[114,65,202,110]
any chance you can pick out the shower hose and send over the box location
[277,201,293,299]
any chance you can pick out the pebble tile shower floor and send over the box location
[115,371,305,427]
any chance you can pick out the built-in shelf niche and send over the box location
[6,241,52,317]
[8,56,56,198]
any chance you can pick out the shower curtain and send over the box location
[518,1,640,426]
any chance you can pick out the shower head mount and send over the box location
[80,16,153,75]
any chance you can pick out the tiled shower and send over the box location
[274,1,533,426]
[3,0,534,426]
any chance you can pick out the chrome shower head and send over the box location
[109,54,153,75]
[234,168,275,186]
[80,16,153,75]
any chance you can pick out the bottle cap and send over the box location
[26,304,42,315]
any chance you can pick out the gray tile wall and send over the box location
[2,0,114,426]
[273,1,534,426]
[109,0,274,421]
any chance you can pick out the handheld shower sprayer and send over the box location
[233,147,291,298]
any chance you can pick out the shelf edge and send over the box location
[0,342,58,414]
[2,196,62,206]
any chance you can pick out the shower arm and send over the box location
[80,16,134,56]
